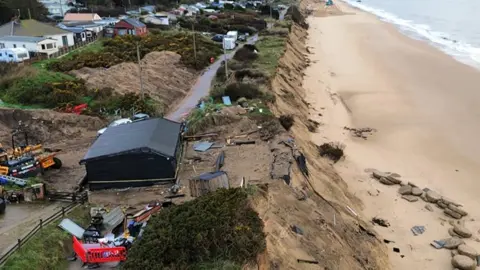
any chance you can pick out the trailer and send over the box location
[0,48,30,63]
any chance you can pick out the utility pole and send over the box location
[192,24,197,68]
[60,0,64,17]
[223,40,228,81]
[28,9,31,20]
[136,43,144,100]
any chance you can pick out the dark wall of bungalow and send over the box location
[85,150,178,190]
[80,118,182,190]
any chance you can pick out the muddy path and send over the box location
[166,34,259,122]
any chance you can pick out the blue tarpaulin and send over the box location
[222,96,232,106]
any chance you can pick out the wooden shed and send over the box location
[189,171,229,197]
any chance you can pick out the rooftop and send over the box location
[122,18,146,28]
[0,20,70,37]
[63,13,101,22]
[81,118,182,163]
[0,35,48,42]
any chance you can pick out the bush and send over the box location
[279,114,294,130]
[307,119,320,132]
[48,31,223,72]
[223,83,263,101]
[318,142,345,163]
[123,188,266,270]
[233,46,259,61]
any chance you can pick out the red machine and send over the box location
[59,103,88,115]
[72,236,127,264]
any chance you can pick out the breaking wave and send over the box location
[342,0,480,69]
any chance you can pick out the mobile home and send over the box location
[0,48,30,62]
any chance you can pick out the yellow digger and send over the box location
[0,125,62,178]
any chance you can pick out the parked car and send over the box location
[132,113,150,122]
[97,118,132,136]
[211,34,224,42]
[238,34,247,42]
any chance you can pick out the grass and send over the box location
[254,36,287,76]
[32,39,105,72]
[1,205,91,270]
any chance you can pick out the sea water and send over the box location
[341,0,480,69]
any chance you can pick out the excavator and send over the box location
[0,122,62,178]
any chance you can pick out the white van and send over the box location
[226,31,238,41]
[0,48,30,63]
[223,37,236,50]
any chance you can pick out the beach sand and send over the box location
[304,1,480,269]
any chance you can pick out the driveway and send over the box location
[166,34,258,122]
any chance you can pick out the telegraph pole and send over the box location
[223,40,228,81]
[192,24,197,68]
[136,43,144,100]
[28,9,31,20]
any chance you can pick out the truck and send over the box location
[226,31,238,41]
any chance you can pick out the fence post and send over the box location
[61,207,65,217]
[39,219,43,229]
[17,239,21,248]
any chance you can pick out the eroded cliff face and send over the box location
[251,1,391,269]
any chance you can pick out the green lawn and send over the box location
[254,36,287,76]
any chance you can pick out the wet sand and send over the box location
[304,2,480,269]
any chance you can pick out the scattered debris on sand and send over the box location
[372,217,390,227]
[344,126,377,139]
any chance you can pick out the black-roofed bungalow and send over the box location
[80,118,182,190]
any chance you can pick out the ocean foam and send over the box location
[342,0,480,69]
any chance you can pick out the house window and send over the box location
[13,44,16,48]
[41,44,46,50]
[22,44,26,48]
[8,54,13,58]
[46,43,53,49]
[0,43,4,49]
[54,43,56,48]
[18,53,28,58]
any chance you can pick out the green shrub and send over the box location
[122,188,266,270]
[279,114,294,130]
[223,83,263,101]
[318,142,345,163]
[48,31,223,72]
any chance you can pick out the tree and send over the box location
[0,0,14,24]
[4,0,49,21]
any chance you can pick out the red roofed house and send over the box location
[113,18,147,37]
[63,13,102,22]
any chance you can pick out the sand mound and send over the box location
[0,108,105,145]
[70,51,199,112]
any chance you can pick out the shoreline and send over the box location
[338,0,480,71]
[305,1,480,269]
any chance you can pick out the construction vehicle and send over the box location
[0,122,62,178]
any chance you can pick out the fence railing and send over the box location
[22,36,100,64]
[0,191,88,266]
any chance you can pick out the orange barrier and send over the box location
[72,236,127,264]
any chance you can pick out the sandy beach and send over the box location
[304,1,480,269]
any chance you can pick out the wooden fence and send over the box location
[22,36,100,64]
[0,191,88,266]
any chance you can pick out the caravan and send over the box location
[0,48,30,63]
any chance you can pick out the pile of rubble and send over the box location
[344,126,376,139]
[372,170,469,219]
[371,169,478,270]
